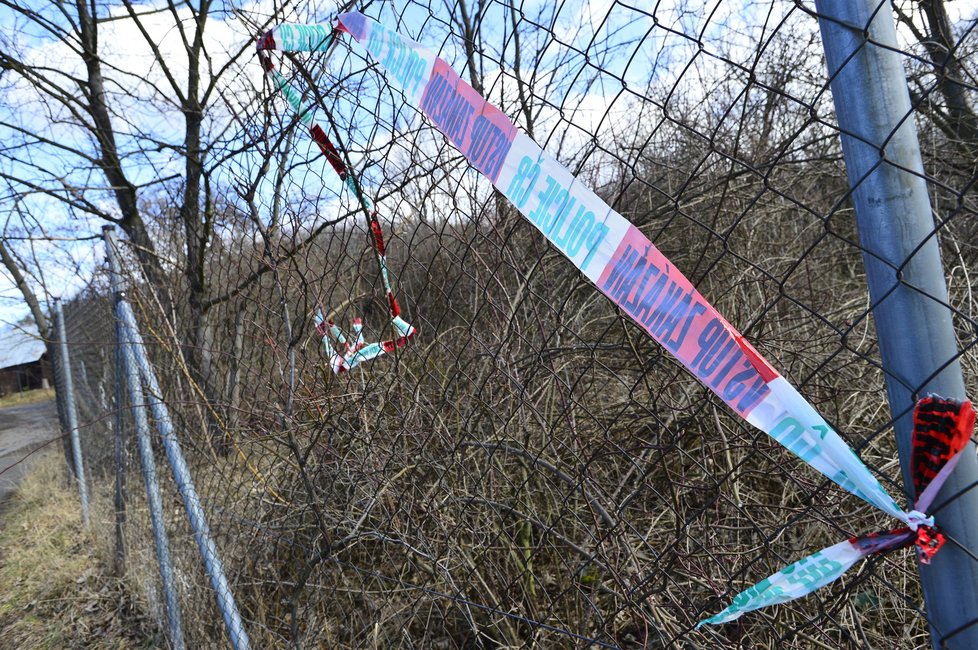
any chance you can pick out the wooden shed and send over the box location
[0,323,50,397]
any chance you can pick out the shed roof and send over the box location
[0,322,46,370]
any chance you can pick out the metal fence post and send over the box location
[103,227,251,650]
[106,233,186,649]
[53,297,90,529]
[113,316,128,574]
[48,323,73,478]
[118,320,188,650]
[814,2,978,648]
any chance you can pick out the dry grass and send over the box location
[0,387,56,410]
[0,452,158,650]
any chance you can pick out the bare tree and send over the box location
[894,0,978,163]
[0,0,277,401]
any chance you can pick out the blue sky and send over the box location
[1,0,973,327]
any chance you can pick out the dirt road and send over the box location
[0,399,60,502]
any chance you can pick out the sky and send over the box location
[0,0,974,327]
[0,0,270,324]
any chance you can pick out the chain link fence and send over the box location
[49,1,978,648]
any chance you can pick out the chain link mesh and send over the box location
[48,1,978,648]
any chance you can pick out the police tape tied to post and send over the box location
[256,12,976,625]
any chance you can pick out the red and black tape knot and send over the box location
[915,524,945,564]
[257,30,275,52]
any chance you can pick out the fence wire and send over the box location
[53,1,978,648]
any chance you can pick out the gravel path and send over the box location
[0,399,60,502]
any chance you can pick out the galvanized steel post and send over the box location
[105,230,186,650]
[815,2,978,647]
[112,316,127,574]
[52,297,90,528]
[103,227,251,650]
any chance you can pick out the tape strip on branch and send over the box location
[257,25,415,375]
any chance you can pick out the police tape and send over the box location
[699,396,973,625]
[257,14,973,623]
[257,28,414,372]
[315,310,415,373]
